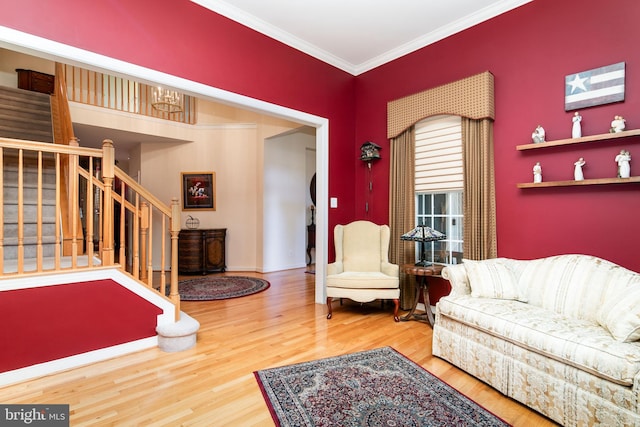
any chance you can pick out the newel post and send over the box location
[139,201,149,281]
[170,197,181,320]
[101,139,115,266]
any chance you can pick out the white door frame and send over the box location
[0,26,328,304]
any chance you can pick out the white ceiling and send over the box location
[192,0,533,75]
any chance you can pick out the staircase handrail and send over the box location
[51,63,81,256]
[0,137,101,157]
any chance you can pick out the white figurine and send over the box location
[574,157,586,181]
[572,112,582,138]
[533,162,542,183]
[610,115,626,133]
[615,149,631,178]
[531,125,546,143]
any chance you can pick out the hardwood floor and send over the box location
[0,269,557,426]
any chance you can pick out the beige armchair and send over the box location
[326,221,400,321]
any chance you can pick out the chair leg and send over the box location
[392,299,399,322]
[326,297,333,319]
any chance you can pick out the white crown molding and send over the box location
[191,0,357,73]
[355,0,533,75]
[192,0,532,76]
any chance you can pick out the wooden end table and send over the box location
[401,264,444,326]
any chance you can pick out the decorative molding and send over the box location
[192,0,533,76]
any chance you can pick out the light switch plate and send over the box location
[330,197,338,208]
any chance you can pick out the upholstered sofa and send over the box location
[432,254,640,426]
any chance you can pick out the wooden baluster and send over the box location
[118,178,126,269]
[68,138,80,267]
[146,203,153,286]
[132,193,140,279]
[159,215,166,295]
[36,151,43,272]
[54,153,61,270]
[86,156,95,265]
[17,149,24,273]
[139,201,148,281]
[170,197,181,320]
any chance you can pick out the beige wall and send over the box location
[0,48,55,88]
[71,98,302,271]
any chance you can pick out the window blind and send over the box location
[415,115,462,192]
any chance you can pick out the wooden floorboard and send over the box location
[0,268,558,426]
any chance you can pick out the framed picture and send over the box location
[182,172,216,210]
[565,62,625,111]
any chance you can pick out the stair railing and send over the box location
[51,62,81,257]
[0,136,181,319]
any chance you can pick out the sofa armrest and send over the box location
[441,263,471,296]
[327,261,343,276]
[381,262,399,277]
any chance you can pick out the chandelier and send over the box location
[152,87,184,113]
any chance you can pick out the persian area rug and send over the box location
[254,347,510,427]
[176,276,269,301]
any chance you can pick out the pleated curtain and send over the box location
[388,127,417,309]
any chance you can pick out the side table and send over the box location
[401,264,444,326]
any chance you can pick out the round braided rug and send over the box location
[177,276,270,301]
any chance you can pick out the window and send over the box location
[415,115,463,264]
[416,192,463,264]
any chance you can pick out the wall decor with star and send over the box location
[565,62,625,111]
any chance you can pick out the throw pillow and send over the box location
[597,287,640,342]
[463,259,522,301]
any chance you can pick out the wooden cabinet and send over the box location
[178,229,226,274]
[16,69,55,94]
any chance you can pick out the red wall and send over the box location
[356,0,640,273]
[1,0,638,272]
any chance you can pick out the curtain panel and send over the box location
[388,127,416,309]
[462,117,497,260]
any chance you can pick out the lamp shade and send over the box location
[400,225,446,242]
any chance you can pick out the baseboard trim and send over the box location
[0,336,157,387]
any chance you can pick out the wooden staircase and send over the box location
[0,86,53,143]
[0,67,192,387]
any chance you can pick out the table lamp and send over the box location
[401,224,446,267]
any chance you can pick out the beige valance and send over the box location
[387,71,494,139]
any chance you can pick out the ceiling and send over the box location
[192,0,532,75]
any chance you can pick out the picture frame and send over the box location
[181,172,216,210]
[565,62,625,111]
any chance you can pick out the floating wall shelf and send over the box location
[516,129,640,151]
[518,176,640,189]
[516,129,640,188]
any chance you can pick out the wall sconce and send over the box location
[360,141,381,213]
